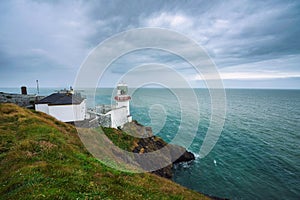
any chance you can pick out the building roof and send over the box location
[37,93,84,105]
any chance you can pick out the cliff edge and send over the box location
[0,103,210,200]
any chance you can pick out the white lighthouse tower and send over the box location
[114,83,132,121]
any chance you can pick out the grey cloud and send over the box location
[0,0,299,88]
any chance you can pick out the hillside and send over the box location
[0,103,210,200]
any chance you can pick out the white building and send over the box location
[35,90,86,122]
[35,83,132,128]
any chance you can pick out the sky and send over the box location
[0,0,299,89]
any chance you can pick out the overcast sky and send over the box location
[0,0,299,89]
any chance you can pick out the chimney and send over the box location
[21,86,27,95]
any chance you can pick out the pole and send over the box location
[36,80,39,95]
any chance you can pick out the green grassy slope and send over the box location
[0,103,210,200]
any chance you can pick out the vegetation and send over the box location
[0,103,210,200]
[100,127,138,152]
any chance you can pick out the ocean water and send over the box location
[85,88,300,199]
[1,88,299,199]
[129,88,300,200]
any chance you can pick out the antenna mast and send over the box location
[36,80,39,95]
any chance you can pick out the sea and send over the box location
[1,87,299,200]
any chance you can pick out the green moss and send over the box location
[99,127,137,151]
[0,103,210,200]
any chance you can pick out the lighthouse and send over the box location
[85,82,133,128]
[114,82,131,116]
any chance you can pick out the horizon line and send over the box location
[1,87,300,90]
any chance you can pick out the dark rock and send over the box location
[173,150,195,164]
[127,122,195,179]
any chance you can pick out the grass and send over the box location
[0,103,210,200]
[99,127,138,151]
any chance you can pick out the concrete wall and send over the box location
[98,114,111,127]
[0,92,42,107]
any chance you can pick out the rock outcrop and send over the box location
[122,120,195,179]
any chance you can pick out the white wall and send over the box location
[74,99,86,121]
[110,107,128,128]
[116,100,130,116]
[48,105,75,122]
[35,104,49,114]
[35,100,86,122]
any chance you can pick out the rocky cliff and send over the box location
[122,120,195,179]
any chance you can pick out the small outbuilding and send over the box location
[35,90,86,122]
